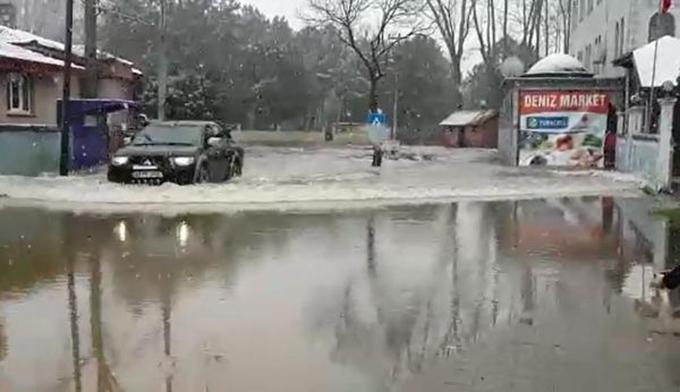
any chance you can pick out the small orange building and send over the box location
[440,109,498,148]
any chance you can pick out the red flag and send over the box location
[661,0,672,13]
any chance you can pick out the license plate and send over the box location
[133,164,159,170]
[132,171,163,179]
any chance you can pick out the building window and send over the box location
[620,18,625,55]
[588,0,594,14]
[585,44,592,70]
[593,35,602,72]
[614,22,620,58]
[649,12,676,42]
[577,51,583,63]
[579,0,585,21]
[6,73,33,114]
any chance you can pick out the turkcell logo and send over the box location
[526,116,569,129]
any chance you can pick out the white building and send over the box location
[569,0,678,77]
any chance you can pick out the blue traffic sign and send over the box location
[367,112,386,126]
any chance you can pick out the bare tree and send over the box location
[307,0,424,113]
[471,0,498,65]
[425,0,473,105]
[557,0,572,53]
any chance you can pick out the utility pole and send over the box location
[158,0,168,121]
[84,0,98,98]
[60,0,74,176]
[392,72,398,140]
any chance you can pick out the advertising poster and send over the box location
[519,90,609,167]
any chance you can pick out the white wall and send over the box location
[570,0,680,77]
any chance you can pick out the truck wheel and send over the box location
[233,158,242,177]
[226,155,241,180]
[196,164,210,184]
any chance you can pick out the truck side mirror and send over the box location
[207,137,223,147]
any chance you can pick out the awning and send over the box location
[632,35,680,88]
[57,99,140,116]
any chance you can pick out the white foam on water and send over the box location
[0,146,642,214]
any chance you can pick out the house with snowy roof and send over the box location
[439,109,498,148]
[0,25,141,126]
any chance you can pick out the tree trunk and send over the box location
[564,0,571,52]
[451,57,463,108]
[369,77,379,113]
[83,0,98,98]
[503,0,509,56]
[544,0,549,56]
[535,0,543,58]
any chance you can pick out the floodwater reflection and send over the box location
[0,198,679,391]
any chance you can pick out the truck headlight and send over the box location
[111,156,129,166]
[172,157,195,166]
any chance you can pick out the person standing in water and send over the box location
[372,144,383,167]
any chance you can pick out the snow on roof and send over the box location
[524,53,590,76]
[0,41,84,69]
[0,26,64,51]
[0,26,139,72]
[440,110,497,127]
[633,35,680,88]
[72,44,134,66]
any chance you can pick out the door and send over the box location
[71,114,109,171]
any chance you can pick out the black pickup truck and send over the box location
[108,121,244,185]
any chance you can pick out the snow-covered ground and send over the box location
[0,146,643,213]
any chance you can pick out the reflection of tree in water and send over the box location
[327,203,503,386]
[89,254,122,392]
[66,254,82,392]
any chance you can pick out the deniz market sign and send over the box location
[520,91,609,133]
[518,90,610,168]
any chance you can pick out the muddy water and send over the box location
[1,198,680,391]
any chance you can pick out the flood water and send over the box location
[1,198,680,391]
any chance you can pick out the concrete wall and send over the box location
[615,197,669,272]
[618,136,659,181]
[0,125,60,176]
[616,99,675,190]
[498,89,518,165]
[97,78,134,100]
[0,72,80,126]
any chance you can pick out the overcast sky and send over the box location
[240,0,307,29]
[239,0,482,72]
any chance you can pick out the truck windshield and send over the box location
[133,125,203,146]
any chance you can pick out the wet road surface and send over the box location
[0,147,639,211]
[1,197,680,391]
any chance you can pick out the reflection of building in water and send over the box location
[496,197,619,261]
[0,320,6,361]
[612,198,680,309]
